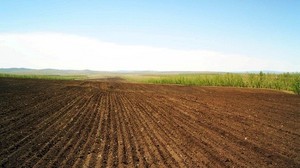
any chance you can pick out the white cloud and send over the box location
[0,32,296,71]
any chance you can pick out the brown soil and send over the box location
[0,78,299,168]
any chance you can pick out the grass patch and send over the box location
[0,73,87,80]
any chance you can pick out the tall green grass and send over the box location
[0,73,86,80]
[131,72,300,94]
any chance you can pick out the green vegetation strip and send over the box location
[127,72,300,95]
[0,73,87,80]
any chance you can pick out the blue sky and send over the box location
[0,0,299,71]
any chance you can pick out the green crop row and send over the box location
[0,73,86,80]
[133,72,300,94]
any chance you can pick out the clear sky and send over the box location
[0,0,299,71]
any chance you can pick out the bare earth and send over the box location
[0,78,299,167]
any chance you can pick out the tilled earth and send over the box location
[0,78,299,167]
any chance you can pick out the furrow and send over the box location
[134,93,223,167]
[118,94,168,167]
[31,94,95,168]
[107,93,120,167]
[20,95,88,167]
[0,87,74,135]
[0,92,82,159]
[13,93,91,167]
[0,92,87,167]
[46,93,98,167]
[71,93,103,168]
[86,92,109,168]
[115,93,150,167]
[62,93,103,167]
[156,93,298,166]
[120,94,181,167]
[110,93,134,167]
[112,93,140,167]
[98,93,112,168]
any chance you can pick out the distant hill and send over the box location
[0,68,107,75]
[0,68,225,75]
[0,68,287,76]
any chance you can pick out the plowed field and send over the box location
[0,78,299,167]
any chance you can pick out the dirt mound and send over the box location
[0,78,299,167]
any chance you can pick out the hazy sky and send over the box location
[0,0,299,71]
